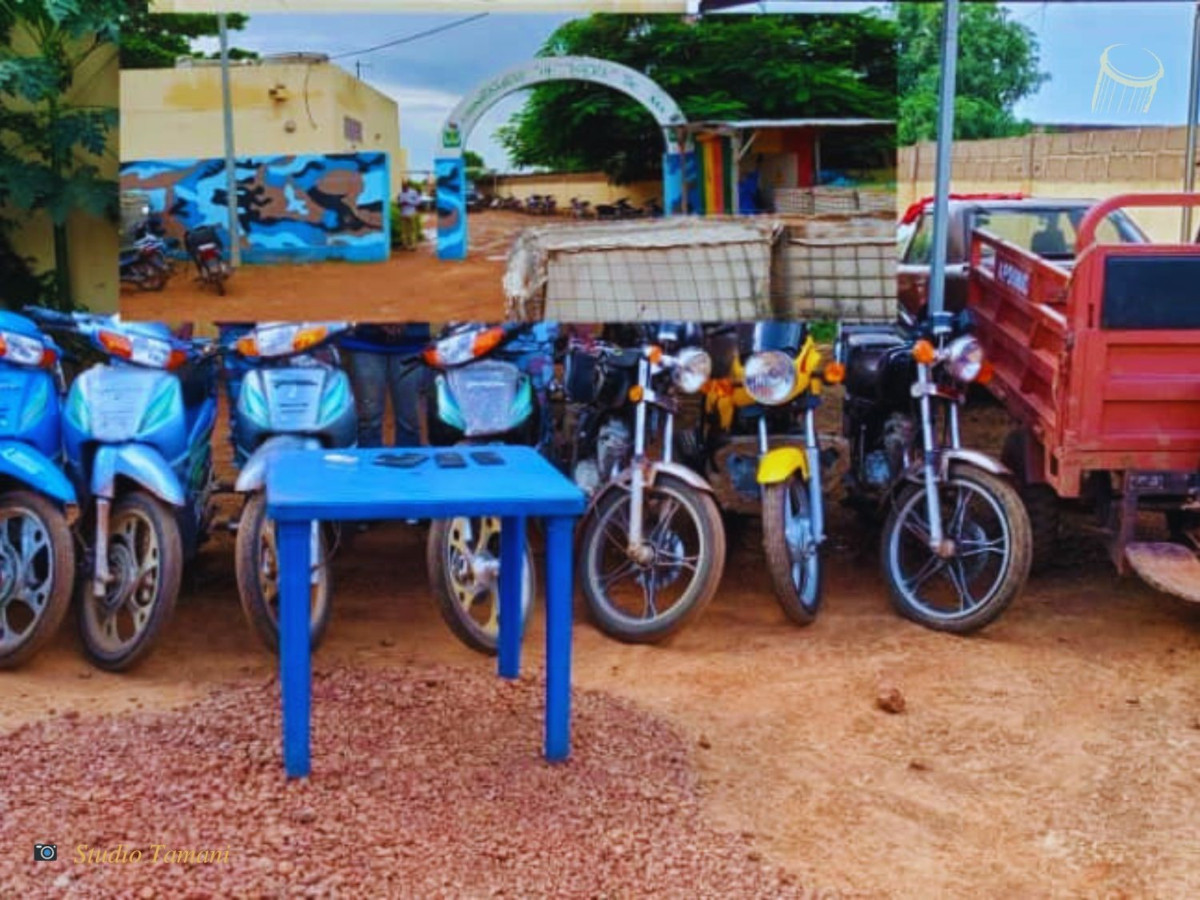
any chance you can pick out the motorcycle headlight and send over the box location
[671,347,711,394]
[237,323,332,358]
[0,330,55,368]
[945,335,985,383]
[424,326,505,368]
[743,351,796,405]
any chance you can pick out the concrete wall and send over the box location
[3,34,119,310]
[120,152,390,263]
[488,172,660,208]
[898,126,1192,241]
[120,62,407,198]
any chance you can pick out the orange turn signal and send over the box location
[166,349,189,371]
[628,385,644,403]
[912,339,936,365]
[822,361,845,385]
[235,335,259,357]
[977,360,995,385]
[422,346,442,368]
[647,345,663,365]
[471,326,505,358]
[99,330,133,360]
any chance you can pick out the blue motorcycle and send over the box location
[220,321,356,653]
[423,321,556,655]
[0,312,77,668]
[27,308,219,671]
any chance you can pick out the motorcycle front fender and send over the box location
[591,460,714,509]
[235,435,322,493]
[92,444,185,507]
[756,447,809,485]
[940,449,1010,480]
[0,440,76,506]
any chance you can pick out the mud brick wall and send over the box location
[120,152,391,264]
[898,126,1191,241]
[771,215,896,321]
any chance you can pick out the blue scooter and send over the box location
[220,321,356,653]
[0,312,77,668]
[27,308,219,671]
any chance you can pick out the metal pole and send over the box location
[926,0,960,333]
[1183,1,1200,241]
[218,13,241,267]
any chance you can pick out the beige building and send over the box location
[120,55,407,190]
[2,32,119,310]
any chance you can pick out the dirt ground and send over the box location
[5,401,1200,897]
[118,212,532,324]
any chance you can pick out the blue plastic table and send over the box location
[265,446,586,778]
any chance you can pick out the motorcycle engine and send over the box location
[596,419,631,482]
[882,413,915,477]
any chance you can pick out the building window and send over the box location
[344,116,363,143]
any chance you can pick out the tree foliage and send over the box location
[0,0,122,308]
[118,2,254,70]
[499,13,896,183]
[897,1,1048,145]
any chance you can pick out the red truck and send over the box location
[967,193,1200,601]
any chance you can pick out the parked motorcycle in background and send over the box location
[570,197,595,219]
[566,324,726,643]
[223,321,356,653]
[422,321,553,655]
[0,312,77,668]
[837,311,1032,633]
[27,308,219,670]
[684,322,842,625]
[185,226,231,296]
[119,233,171,292]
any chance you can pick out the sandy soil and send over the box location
[5,401,1200,898]
[118,212,537,324]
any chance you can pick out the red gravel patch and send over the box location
[0,664,804,897]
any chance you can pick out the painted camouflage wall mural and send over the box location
[120,152,390,264]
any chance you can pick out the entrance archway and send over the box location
[435,56,690,260]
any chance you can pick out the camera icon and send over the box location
[34,844,57,862]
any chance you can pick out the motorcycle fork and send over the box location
[627,358,649,553]
[804,406,825,544]
[93,497,112,598]
[916,362,946,552]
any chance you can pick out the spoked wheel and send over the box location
[882,468,1032,634]
[79,492,183,671]
[235,492,332,654]
[762,475,823,626]
[427,516,534,655]
[581,474,725,643]
[0,491,75,669]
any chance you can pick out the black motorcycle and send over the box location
[837,310,1032,633]
[184,226,231,296]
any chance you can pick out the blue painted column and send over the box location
[435,156,468,260]
[684,149,701,217]
[663,151,683,216]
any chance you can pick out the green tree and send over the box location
[0,0,120,309]
[897,1,1049,145]
[463,149,487,183]
[499,13,896,184]
[118,2,254,70]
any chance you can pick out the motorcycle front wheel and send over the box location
[580,474,726,643]
[882,467,1032,634]
[0,490,75,669]
[235,491,332,654]
[427,516,534,655]
[79,491,182,671]
[762,475,822,626]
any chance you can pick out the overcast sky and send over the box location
[195,2,886,174]
[1003,2,1196,127]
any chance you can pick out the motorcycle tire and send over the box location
[762,475,823,626]
[79,491,183,672]
[580,474,726,644]
[881,467,1032,635]
[426,516,534,656]
[0,490,75,669]
[235,491,332,655]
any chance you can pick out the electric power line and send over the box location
[327,14,489,62]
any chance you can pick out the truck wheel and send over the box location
[1002,429,1060,573]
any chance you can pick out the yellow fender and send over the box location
[757,447,809,485]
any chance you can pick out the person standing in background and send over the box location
[339,323,432,448]
[398,182,422,250]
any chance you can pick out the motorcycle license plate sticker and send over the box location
[446,362,521,437]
